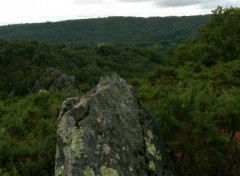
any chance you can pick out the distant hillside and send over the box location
[0,16,210,45]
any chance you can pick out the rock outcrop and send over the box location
[55,74,175,176]
[34,67,77,93]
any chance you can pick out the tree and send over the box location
[174,7,240,66]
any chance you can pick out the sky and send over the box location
[0,0,239,26]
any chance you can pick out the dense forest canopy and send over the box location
[0,15,210,46]
[0,6,239,176]
[174,6,240,66]
[0,41,170,98]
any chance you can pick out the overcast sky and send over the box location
[0,0,239,26]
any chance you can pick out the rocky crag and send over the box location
[55,74,175,176]
[34,67,77,93]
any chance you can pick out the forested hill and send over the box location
[0,7,239,176]
[0,15,210,45]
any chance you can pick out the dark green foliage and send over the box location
[0,41,166,98]
[138,7,240,175]
[0,92,74,176]
[139,61,240,176]
[0,16,210,46]
[174,7,240,66]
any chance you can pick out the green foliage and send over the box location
[139,61,240,175]
[0,92,74,176]
[0,16,210,46]
[174,7,240,66]
[0,40,166,98]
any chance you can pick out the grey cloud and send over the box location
[156,0,208,7]
[119,0,238,8]
[199,1,240,9]
[119,0,203,5]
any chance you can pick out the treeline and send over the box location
[0,15,210,46]
[0,7,239,176]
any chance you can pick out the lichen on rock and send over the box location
[58,116,68,143]
[145,130,162,161]
[103,144,111,155]
[149,161,156,171]
[84,168,95,176]
[55,165,65,176]
[100,166,119,176]
[70,126,83,158]
[55,74,175,176]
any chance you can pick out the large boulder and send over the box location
[34,67,77,93]
[55,74,175,176]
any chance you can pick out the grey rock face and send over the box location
[55,74,175,176]
[34,67,77,93]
